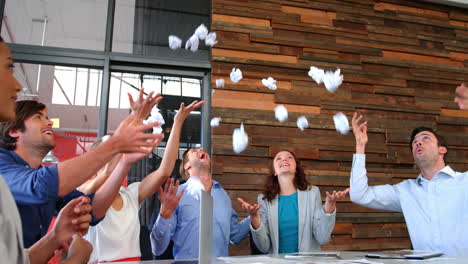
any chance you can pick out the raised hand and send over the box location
[324,188,350,214]
[159,178,185,219]
[122,133,165,165]
[237,197,261,229]
[351,112,368,154]
[174,100,206,123]
[52,196,92,252]
[128,87,163,124]
[111,114,164,154]
[455,83,468,110]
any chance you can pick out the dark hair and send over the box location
[179,148,191,180]
[0,100,46,150]
[0,36,4,42]
[410,127,448,162]
[262,150,310,202]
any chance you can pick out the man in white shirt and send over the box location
[349,112,468,257]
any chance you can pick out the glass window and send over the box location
[182,78,201,98]
[113,0,210,56]
[1,0,108,50]
[162,76,181,96]
[13,63,104,161]
[106,71,202,146]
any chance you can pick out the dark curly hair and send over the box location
[262,150,310,202]
[0,100,46,150]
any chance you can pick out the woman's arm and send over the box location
[138,101,205,203]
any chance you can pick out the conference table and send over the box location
[115,251,468,264]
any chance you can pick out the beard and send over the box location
[191,159,211,172]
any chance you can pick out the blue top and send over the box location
[0,148,99,248]
[150,177,251,259]
[351,154,468,257]
[278,192,299,253]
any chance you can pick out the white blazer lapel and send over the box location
[270,196,279,253]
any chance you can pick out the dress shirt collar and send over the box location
[416,166,456,185]
[185,176,221,189]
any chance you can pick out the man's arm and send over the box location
[0,155,59,203]
[228,201,251,245]
[349,113,401,211]
[150,179,184,256]
[139,100,205,203]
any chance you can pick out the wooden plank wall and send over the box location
[209,0,468,255]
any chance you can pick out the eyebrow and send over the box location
[413,133,432,141]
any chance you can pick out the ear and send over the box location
[439,146,448,155]
[8,129,20,139]
[184,162,191,172]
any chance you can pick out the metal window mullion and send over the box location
[0,0,6,30]
[73,67,78,105]
[85,68,90,106]
[201,72,211,154]
[98,57,111,137]
[97,0,115,137]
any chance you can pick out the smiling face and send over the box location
[411,131,446,168]
[273,151,297,176]
[0,42,22,122]
[9,108,55,152]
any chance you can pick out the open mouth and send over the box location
[199,152,207,160]
[280,163,289,168]
[43,130,54,136]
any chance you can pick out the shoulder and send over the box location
[0,148,16,162]
[301,185,319,194]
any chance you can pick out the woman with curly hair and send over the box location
[239,150,349,254]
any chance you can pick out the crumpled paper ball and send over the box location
[333,112,350,135]
[275,105,288,123]
[230,68,243,83]
[262,77,277,90]
[195,24,208,40]
[216,78,224,88]
[297,116,309,131]
[168,35,182,50]
[233,123,248,153]
[308,66,325,84]
[210,117,221,127]
[205,32,217,47]
[323,69,343,93]
[143,106,165,134]
[185,34,199,52]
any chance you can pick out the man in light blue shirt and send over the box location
[350,113,468,257]
[150,148,251,259]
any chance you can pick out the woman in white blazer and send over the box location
[239,150,349,254]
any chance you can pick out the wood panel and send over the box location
[212,0,468,255]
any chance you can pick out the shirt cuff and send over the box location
[353,153,366,166]
[250,221,263,233]
[322,207,336,216]
[155,213,175,228]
